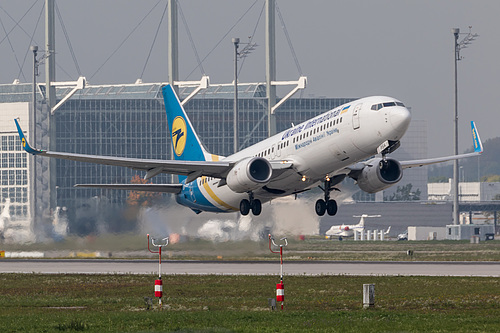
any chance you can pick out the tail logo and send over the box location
[22,138,26,148]
[172,116,187,156]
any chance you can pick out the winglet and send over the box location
[471,121,483,154]
[14,119,42,155]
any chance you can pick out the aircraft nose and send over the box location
[389,107,411,134]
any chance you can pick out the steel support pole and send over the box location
[453,28,460,225]
[168,0,178,184]
[265,0,277,137]
[168,0,178,91]
[45,0,56,109]
[233,38,239,154]
[46,0,57,213]
[30,46,38,233]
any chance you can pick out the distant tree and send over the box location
[481,175,500,183]
[126,175,161,207]
[429,176,449,183]
[385,183,421,201]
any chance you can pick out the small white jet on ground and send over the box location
[14,84,483,217]
[325,214,386,240]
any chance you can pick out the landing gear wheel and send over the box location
[315,199,326,216]
[251,199,262,216]
[240,199,250,216]
[326,199,338,216]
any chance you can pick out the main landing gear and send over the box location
[315,178,339,216]
[239,192,262,216]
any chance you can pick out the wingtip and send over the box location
[13,118,42,155]
[471,121,484,154]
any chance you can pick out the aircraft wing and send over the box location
[400,121,483,169]
[15,118,232,179]
[14,119,294,182]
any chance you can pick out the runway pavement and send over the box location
[1,259,499,276]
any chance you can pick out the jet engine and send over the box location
[226,157,272,193]
[356,158,403,193]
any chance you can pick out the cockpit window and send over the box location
[372,101,405,111]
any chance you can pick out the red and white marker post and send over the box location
[269,234,287,310]
[147,234,169,308]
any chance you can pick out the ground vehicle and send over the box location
[398,231,408,241]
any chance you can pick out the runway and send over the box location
[1,259,499,276]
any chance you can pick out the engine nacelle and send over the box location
[356,158,403,193]
[226,157,272,193]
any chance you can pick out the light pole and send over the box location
[232,37,257,154]
[452,27,478,225]
[232,37,239,154]
[30,45,39,233]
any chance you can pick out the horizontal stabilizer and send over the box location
[74,183,183,194]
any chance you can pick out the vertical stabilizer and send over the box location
[358,215,366,227]
[162,84,208,162]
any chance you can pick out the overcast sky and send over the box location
[1,0,499,157]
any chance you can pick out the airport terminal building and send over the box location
[0,82,427,238]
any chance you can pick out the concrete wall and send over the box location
[446,224,495,241]
[408,226,446,240]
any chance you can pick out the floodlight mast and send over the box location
[233,38,240,154]
[232,37,258,154]
[30,46,39,232]
[452,27,478,225]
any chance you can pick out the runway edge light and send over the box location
[269,234,288,310]
[147,234,169,309]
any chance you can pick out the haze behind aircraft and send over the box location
[14,84,483,217]
[325,214,387,240]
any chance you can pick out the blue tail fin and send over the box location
[162,85,207,162]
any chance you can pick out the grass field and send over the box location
[0,273,499,332]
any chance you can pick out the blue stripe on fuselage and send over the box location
[175,180,226,213]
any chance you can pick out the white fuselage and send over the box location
[177,96,411,213]
[325,224,364,238]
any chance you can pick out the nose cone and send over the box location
[389,107,411,136]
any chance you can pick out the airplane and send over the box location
[14,84,483,217]
[325,214,386,240]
